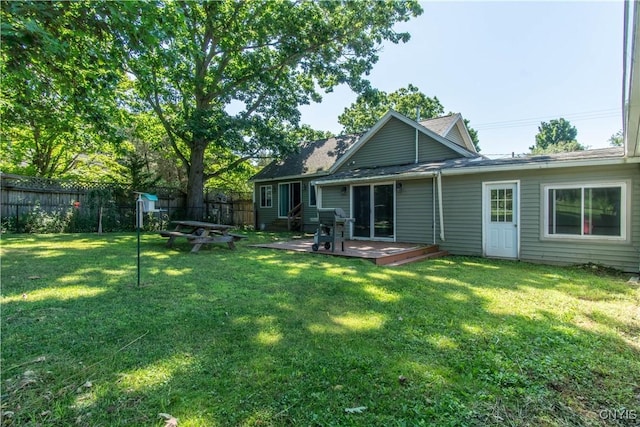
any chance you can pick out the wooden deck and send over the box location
[252,238,448,266]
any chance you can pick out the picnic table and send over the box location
[159,220,245,253]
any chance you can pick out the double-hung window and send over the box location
[544,182,626,239]
[260,185,272,208]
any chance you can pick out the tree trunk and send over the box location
[185,142,207,220]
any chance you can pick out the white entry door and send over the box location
[484,182,519,259]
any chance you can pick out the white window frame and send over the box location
[278,181,301,218]
[260,185,273,208]
[542,181,628,241]
[309,183,317,207]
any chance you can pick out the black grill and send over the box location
[312,208,355,252]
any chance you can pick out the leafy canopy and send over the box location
[1,1,125,178]
[1,1,423,203]
[107,0,423,217]
[338,84,444,133]
[530,118,584,154]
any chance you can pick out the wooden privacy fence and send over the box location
[0,173,253,233]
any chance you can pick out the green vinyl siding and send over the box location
[320,185,350,213]
[338,118,464,173]
[417,131,462,163]
[254,182,278,230]
[255,179,321,232]
[444,125,466,148]
[519,164,639,271]
[438,164,640,272]
[438,176,483,256]
[337,118,415,171]
[395,179,436,243]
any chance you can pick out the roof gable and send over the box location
[331,110,478,172]
[420,114,457,136]
[421,113,476,152]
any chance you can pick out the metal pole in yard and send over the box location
[136,194,143,288]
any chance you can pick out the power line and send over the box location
[473,108,621,130]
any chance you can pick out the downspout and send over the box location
[437,170,445,241]
[415,107,420,164]
[432,176,436,245]
[415,128,419,163]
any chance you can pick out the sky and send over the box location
[298,1,624,157]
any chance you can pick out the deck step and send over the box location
[375,245,441,266]
[383,250,449,267]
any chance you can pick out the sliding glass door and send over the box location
[352,183,395,239]
[278,182,301,217]
[353,186,371,238]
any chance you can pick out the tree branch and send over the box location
[145,70,191,172]
[204,152,257,180]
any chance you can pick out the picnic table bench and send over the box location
[159,220,246,253]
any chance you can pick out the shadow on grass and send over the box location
[1,233,639,426]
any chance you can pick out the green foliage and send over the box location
[18,203,74,233]
[0,188,164,233]
[1,1,126,178]
[530,140,586,155]
[339,84,444,133]
[463,118,480,152]
[120,112,185,189]
[119,152,162,193]
[1,1,423,210]
[530,118,583,153]
[106,0,422,216]
[338,85,481,151]
[609,129,623,147]
[1,235,638,426]
[290,124,335,144]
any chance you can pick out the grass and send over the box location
[1,232,639,426]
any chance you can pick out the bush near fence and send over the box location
[0,173,253,234]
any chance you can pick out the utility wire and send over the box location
[474,108,621,130]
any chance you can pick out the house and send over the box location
[251,113,478,232]
[251,3,640,272]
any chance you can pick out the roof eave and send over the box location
[312,156,636,186]
[441,156,638,176]
[251,171,330,183]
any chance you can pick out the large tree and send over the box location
[107,1,422,218]
[338,84,481,151]
[339,84,443,133]
[1,1,124,178]
[530,118,584,154]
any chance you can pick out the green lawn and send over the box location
[1,232,639,426]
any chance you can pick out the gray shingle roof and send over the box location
[251,134,361,181]
[419,114,458,136]
[314,147,625,183]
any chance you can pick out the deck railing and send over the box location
[287,202,303,231]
